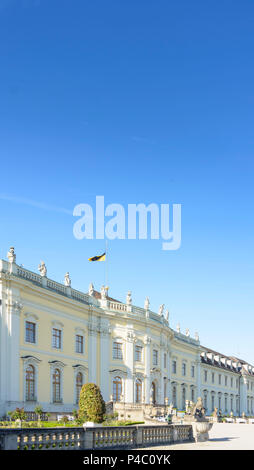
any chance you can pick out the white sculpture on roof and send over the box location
[64,272,71,287]
[144,297,150,310]
[7,246,16,263]
[158,304,164,316]
[165,309,169,321]
[101,285,107,300]
[38,261,47,277]
[89,283,94,296]
[186,328,190,337]
[176,323,180,333]
[126,291,132,305]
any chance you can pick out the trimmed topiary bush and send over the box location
[78,383,105,424]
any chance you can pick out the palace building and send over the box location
[0,247,253,418]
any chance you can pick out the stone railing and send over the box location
[108,301,127,312]
[0,424,193,450]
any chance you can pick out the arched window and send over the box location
[113,376,122,402]
[211,394,215,411]
[76,372,83,404]
[26,365,35,401]
[204,391,207,410]
[151,382,156,404]
[136,379,142,403]
[172,386,177,408]
[53,368,61,403]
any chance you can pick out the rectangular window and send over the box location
[219,374,221,385]
[76,335,84,354]
[164,353,167,369]
[182,362,186,376]
[135,345,143,362]
[191,365,195,378]
[153,350,158,366]
[231,377,233,388]
[204,370,208,382]
[25,321,36,343]
[52,328,61,349]
[212,372,215,383]
[113,342,123,360]
[172,360,177,374]
[225,376,228,386]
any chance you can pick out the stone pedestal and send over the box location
[192,419,213,443]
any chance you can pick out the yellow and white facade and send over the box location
[0,248,253,418]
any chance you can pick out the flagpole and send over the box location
[105,239,108,290]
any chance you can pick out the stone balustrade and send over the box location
[0,424,193,450]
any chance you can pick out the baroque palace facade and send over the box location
[0,247,254,418]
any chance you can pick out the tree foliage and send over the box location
[78,383,105,424]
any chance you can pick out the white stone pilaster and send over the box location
[99,319,110,402]
[88,319,98,383]
[125,331,135,403]
[144,335,151,404]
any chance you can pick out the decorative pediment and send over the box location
[109,368,127,376]
[21,355,41,366]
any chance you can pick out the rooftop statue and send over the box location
[64,272,71,287]
[38,261,47,277]
[89,283,94,296]
[126,291,132,305]
[144,297,150,310]
[7,246,16,263]
[158,304,164,316]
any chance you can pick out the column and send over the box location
[144,335,151,404]
[88,319,98,383]
[7,300,22,404]
[125,330,134,403]
[99,320,110,402]
[196,357,201,397]
[240,375,248,415]
[160,347,165,405]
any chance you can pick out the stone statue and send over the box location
[7,247,16,263]
[64,272,71,287]
[192,397,206,419]
[88,283,94,296]
[165,310,169,321]
[195,331,199,341]
[126,291,132,305]
[185,400,192,414]
[38,261,47,277]
[212,407,218,417]
[176,323,180,333]
[186,328,190,337]
[101,285,107,300]
[144,297,150,310]
[158,304,164,316]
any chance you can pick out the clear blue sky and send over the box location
[0,0,253,362]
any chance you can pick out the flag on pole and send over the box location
[88,252,106,262]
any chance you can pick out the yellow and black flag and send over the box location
[88,252,106,262]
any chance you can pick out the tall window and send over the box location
[182,387,186,409]
[191,365,195,378]
[172,360,177,374]
[218,394,221,410]
[113,342,123,359]
[182,362,186,376]
[218,374,221,385]
[204,370,208,382]
[212,373,215,383]
[204,392,207,410]
[25,321,36,343]
[153,350,158,366]
[164,353,167,369]
[135,345,143,362]
[26,365,35,401]
[225,376,228,386]
[191,388,195,402]
[172,386,177,407]
[52,329,61,349]
[231,397,233,412]
[76,372,83,404]
[231,377,233,388]
[136,379,142,403]
[151,382,156,404]
[225,397,228,412]
[113,376,122,401]
[211,394,215,411]
[53,368,61,402]
[76,335,84,354]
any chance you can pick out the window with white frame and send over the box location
[25,321,36,344]
[153,350,158,366]
[219,374,221,385]
[212,372,215,383]
[164,353,167,369]
[191,365,195,378]
[182,362,186,376]
[76,335,84,354]
[113,376,122,401]
[135,345,143,362]
[113,342,123,360]
[53,368,61,403]
[76,372,83,404]
[172,359,177,374]
[225,376,228,386]
[25,365,36,401]
[52,328,62,349]
[204,370,208,382]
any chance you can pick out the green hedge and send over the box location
[78,383,105,424]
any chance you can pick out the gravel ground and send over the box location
[136,423,254,450]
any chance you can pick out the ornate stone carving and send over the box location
[126,291,132,305]
[186,328,190,337]
[144,335,151,345]
[7,246,16,263]
[8,300,23,315]
[126,330,136,342]
[165,310,169,321]
[38,261,47,277]
[64,272,71,287]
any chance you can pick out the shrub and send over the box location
[78,383,105,424]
